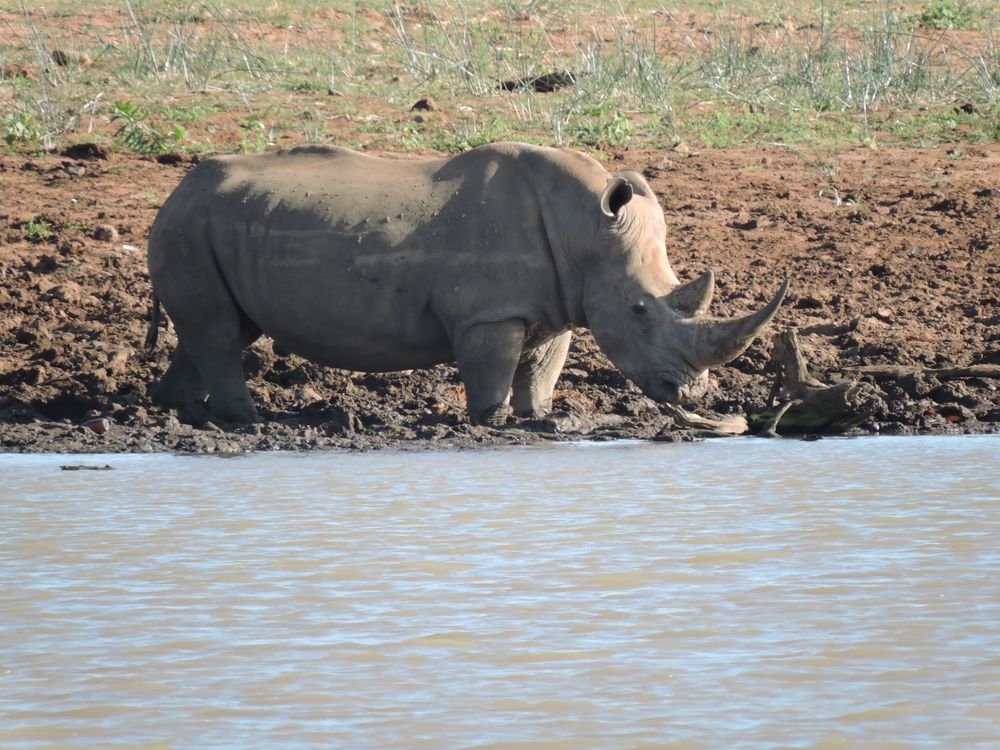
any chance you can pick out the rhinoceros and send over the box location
[146,142,786,425]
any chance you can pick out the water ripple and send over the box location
[1,435,999,749]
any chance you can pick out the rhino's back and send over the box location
[156,141,601,235]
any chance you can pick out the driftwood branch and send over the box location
[773,329,827,393]
[840,364,1000,381]
[752,330,871,436]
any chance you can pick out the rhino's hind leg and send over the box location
[151,343,207,411]
[181,316,261,423]
[511,331,571,418]
[454,319,525,427]
[153,264,261,423]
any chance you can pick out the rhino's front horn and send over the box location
[691,278,789,367]
[667,270,715,316]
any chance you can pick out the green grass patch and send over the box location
[917,0,974,29]
[22,218,54,242]
[3,1,1000,153]
[3,112,39,147]
[568,109,633,148]
[111,100,187,153]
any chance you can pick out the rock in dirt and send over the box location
[671,141,699,157]
[155,153,185,166]
[93,224,119,243]
[33,255,58,273]
[938,403,975,423]
[81,417,111,435]
[1,64,31,80]
[411,97,438,112]
[61,143,108,161]
[874,307,893,322]
[13,327,41,345]
[499,70,578,93]
[106,348,131,375]
[51,49,92,67]
[729,216,759,231]
[44,281,82,304]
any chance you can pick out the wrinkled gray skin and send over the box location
[147,142,787,425]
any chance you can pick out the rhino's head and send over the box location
[582,170,787,404]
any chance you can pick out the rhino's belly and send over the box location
[267,324,454,373]
[223,245,455,373]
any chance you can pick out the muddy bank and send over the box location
[1,145,997,453]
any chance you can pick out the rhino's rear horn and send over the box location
[667,270,715,316]
[692,277,789,367]
[601,177,634,219]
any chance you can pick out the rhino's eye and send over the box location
[631,301,648,316]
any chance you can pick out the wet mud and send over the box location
[1,144,997,452]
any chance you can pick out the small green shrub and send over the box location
[569,110,632,147]
[111,100,186,154]
[429,118,516,153]
[23,218,53,242]
[239,118,269,154]
[3,113,39,146]
[918,0,972,29]
[157,103,212,123]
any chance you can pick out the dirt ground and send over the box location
[1,140,997,453]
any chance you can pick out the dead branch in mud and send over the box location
[839,364,1000,381]
[754,330,871,437]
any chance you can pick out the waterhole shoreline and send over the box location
[2,411,997,455]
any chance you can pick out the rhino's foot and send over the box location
[156,382,259,424]
[207,398,260,425]
[512,398,553,419]
[150,382,208,414]
[472,403,511,428]
[151,344,208,411]
[177,400,214,426]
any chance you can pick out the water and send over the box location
[2,436,999,749]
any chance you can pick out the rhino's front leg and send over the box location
[454,319,525,426]
[511,330,572,418]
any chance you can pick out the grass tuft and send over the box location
[2,0,1000,153]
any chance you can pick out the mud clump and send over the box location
[1,146,998,453]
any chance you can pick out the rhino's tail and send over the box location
[145,293,161,350]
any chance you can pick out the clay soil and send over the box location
[1,141,998,453]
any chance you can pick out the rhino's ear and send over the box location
[601,177,634,219]
[619,169,654,198]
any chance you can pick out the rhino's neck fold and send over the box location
[539,216,588,329]
[526,164,592,330]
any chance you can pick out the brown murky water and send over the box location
[2,436,999,749]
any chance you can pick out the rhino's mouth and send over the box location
[633,371,709,404]
[630,372,681,403]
